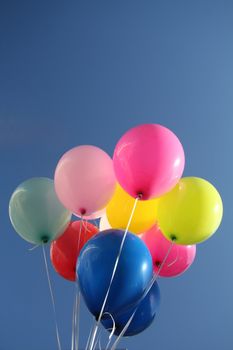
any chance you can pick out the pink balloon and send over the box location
[54,145,116,216]
[141,225,196,277]
[113,124,185,199]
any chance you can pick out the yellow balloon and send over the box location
[157,177,223,245]
[106,185,159,234]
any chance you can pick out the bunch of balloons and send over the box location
[9,124,223,343]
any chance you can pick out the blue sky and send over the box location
[0,1,232,349]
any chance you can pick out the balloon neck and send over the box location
[80,208,86,216]
[41,235,49,244]
[136,192,143,200]
[170,234,177,242]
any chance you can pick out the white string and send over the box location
[109,311,136,350]
[104,312,116,341]
[93,329,102,350]
[109,240,175,350]
[28,244,40,251]
[87,197,139,350]
[167,245,179,267]
[75,290,81,350]
[74,218,85,350]
[85,320,96,350]
[103,312,116,350]
[42,245,62,350]
[71,290,76,350]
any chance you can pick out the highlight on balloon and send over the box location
[9,123,223,350]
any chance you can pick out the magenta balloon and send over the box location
[141,225,196,277]
[113,124,185,199]
[54,145,116,216]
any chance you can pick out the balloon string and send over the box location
[109,311,136,350]
[101,312,116,350]
[93,329,102,350]
[74,218,85,350]
[75,287,81,350]
[77,217,84,252]
[167,245,179,267]
[85,318,96,350]
[28,244,40,251]
[42,245,62,350]
[71,284,80,350]
[83,220,93,233]
[71,289,76,350]
[87,197,139,350]
[109,240,175,350]
[104,312,116,342]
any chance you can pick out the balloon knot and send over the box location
[170,234,177,242]
[80,208,86,215]
[41,236,49,243]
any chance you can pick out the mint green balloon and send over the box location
[9,177,72,244]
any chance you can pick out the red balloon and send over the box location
[50,221,99,281]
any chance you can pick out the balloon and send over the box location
[113,124,185,200]
[141,225,196,277]
[9,177,71,244]
[106,185,159,234]
[157,177,223,245]
[77,230,153,317]
[54,145,116,216]
[99,213,112,231]
[102,281,160,337]
[50,221,99,281]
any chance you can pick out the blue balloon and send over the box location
[102,281,160,337]
[76,229,153,318]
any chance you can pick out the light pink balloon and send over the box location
[141,225,196,277]
[54,145,116,216]
[113,124,185,199]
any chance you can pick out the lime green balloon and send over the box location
[9,177,72,244]
[157,177,223,245]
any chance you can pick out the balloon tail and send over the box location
[87,197,139,350]
[42,245,62,350]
